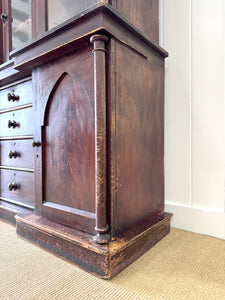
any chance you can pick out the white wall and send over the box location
[160,0,225,239]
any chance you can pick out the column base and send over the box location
[94,232,111,244]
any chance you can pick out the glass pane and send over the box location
[11,0,32,50]
[48,0,100,30]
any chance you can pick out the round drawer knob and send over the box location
[8,182,19,191]
[8,120,18,128]
[0,13,8,22]
[32,141,41,147]
[7,93,19,102]
[8,150,19,159]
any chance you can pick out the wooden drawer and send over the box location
[0,169,34,207]
[0,79,32,111]
[0,139,34,169]
[0,107,33,137]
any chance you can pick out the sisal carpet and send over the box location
[0,221,224,300]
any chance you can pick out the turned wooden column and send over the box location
[90,34,110,244]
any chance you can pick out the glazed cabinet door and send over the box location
[33,46,96,234]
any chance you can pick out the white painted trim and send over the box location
[165,203,225,240]
[224,0,225,213]
[190,0,193,208]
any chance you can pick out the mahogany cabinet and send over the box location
[0,1,172,278]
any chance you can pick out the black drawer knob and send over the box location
[8,182,19,191]
[8,150,19,159]
[0,13,8,22]
[32,141,41,147]
[8,93,19,102]
[8,120,18,128]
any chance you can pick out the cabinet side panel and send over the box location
[115,42,164,234]
[115,0,159,44]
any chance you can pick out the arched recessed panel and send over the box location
[43,73,95,213]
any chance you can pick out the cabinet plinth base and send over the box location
[0,201,33,225]
[16,213,172,279]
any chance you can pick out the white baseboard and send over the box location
[165,203,225,240]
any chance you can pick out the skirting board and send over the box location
[165,203,225,240]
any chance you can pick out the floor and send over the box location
[0,221,224,299]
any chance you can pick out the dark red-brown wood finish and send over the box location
[1,0,11,62]
[0,1,172,279]
[90,34,110,244]
[31,0,47,38]
[112,0,159,43]
[16,212,171,278]
[0,0,3,64]
[0,169,34,207]
[32,46,96,234]
[0,139,34,169]
[113,41,165,235]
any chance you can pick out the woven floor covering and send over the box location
[0,221,224,300]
